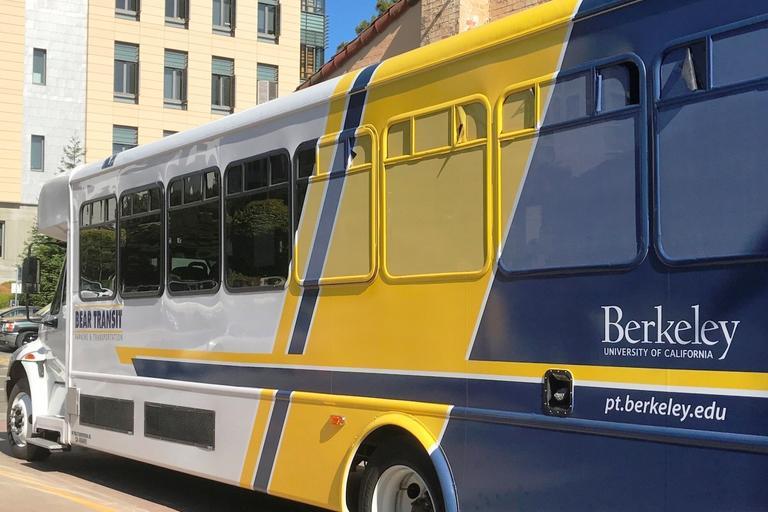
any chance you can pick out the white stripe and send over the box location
[428,404,455,455]
[464,10,579,361]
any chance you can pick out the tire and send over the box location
[7,378,50,462]
[15,331,35,350]
[358,437,444,512]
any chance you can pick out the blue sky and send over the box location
[327,0,378,57]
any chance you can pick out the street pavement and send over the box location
[0,351,323,512]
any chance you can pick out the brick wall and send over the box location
[420,0,552,47]
[420,0,460,46]
[489,0,551,22]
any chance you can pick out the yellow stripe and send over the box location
[0,467,117,512]
[239,389,277,488]
[115,346,768,392]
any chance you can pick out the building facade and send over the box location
[0,0,325,284]
[300,0,549,88]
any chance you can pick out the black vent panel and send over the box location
[144,402,215,450]
[80,395,134,434]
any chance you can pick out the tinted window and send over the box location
[541,72,589,125]
[168,170,220,293]
[713,23,768,87]
[660,42,706,99]
[225,153,291,290]
[120,186,163,296]
[599,63,639,112]
[657,87,768,261]
[295,143,316,227]
[501,116,639,273]
[80,197,117,299]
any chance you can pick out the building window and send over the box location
[165,0,188,26]
[167,169,221,294]
[164,50,187,109]
[116,0,139,20]
[213,0,234,35]
[301,0,324,14]
[33,49,46,85]
[113,125,138,154]
[80,197,117,300]
[212,57,234,113]
[300,45,324,81]
[257,63,278,104]
[31,135,44,171]
[120,186,163,297]
[258,0,279,42]
[0,221,4,259]
[114,42,139,102]
[163,130,178,137]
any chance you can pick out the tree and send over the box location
[19,223,66,307]
[353,0,399,35]
[58,134,85,174]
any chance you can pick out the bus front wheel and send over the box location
[358,438,444,512]
[7,378,50,462]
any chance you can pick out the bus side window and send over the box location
[120,185,163,297]
[79,196,117,300]
[657,22,768,263]
[224,153,291,291]
[167,169,221,295]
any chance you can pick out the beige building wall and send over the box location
[0,205,37,282]
[489,0,549,21]
[0,0,25,205]
[85,0,301,162]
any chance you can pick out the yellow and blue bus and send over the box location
[8,0,768,510]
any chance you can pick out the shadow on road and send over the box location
[0,430,323,511]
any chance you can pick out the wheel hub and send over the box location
[372,465,436,512]
[8,392,31,447]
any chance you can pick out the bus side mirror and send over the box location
[22,256,41,294]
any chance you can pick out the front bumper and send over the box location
[0,332,19,347]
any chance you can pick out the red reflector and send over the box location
[23,354,37,360]
[329,415,346,427]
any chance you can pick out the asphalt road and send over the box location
[0,350,325,512]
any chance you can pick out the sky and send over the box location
[326,0,379,57]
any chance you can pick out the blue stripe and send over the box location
[286,288,319,354]
[253,390,291,492]
[288,63,379,355]
[131,359,768,440]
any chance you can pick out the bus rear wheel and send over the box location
[358,439,444,512]
[7,378,49,462]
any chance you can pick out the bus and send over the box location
[8,0,768,510]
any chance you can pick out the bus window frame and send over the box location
[495,54,648,279]
[381,94,493,284]
[292,138,318,234]
[652,14,768,268]
[78,194,119,302]
[292,125,378,287]
[166,167,222,297]
[118,182,166,299]
[223,148,293,294]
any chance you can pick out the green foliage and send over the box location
[58,134,85,174]
[20,223,66,307]
[353,0,398,35]
[231,198,289,238]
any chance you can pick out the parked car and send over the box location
[0,305,39,320]
[0,304,48,350]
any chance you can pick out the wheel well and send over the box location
[6,361,27,399]
[345,425,429,510]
